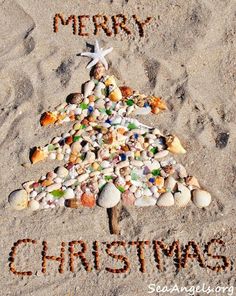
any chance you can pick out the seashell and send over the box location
[156,192,174,207]
[81,192,96,208]
[134,189,142,199]
[30,148,46,164]
[149,96,167,110]
[28,199,40,211]
[40,112,57,126]
[55,166,69,178]
[68,93,83,104]
[63,188,75,199]
[164,176,177,192]
[57,198,65,207]
[77,173,89,183]
[46,183,62,192]
[56,153,64,161]
[154,150,169,159]
[175,164,187,178]
[131,160,143,167]
[83,80,95,98]
[97,183,121,208]
[95,98,105,109]
[166,135,186,154]
[116,161,129,169]
[108,86,122,102]
[155,176,164,188]
[185,176,200,188]
[84,151,96,164]
[122,190,135,206]
[22,181,34,193]
[192,189,211,208]
[135,196,156,207]
[93,62,106,80]
[174,183,191,207]
[119,86,133,98]
[71,142,82,154]
[65,198,79,208]
[94,82,106,99]
[63,179,76,187]
[9,189,28,210]
[104,75,117,87]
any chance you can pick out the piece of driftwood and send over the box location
[107,202,122,235]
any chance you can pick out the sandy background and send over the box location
[0,0,236,295]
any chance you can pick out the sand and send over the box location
[0,0,236,295]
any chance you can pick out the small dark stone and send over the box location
[215,132,229,149]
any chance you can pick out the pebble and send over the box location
[28,199,40,211]
[192,189,211,208]
[97,183,121,208]
[55,166,68,178]
[156,192,174,207]
[8,190,28,210]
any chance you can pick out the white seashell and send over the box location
[57,198,65,207]
[28,199,40,211]
[192,190,211,208]
[102,167,114,174]
[101,160,110,169]
[135,196,156,207]
[8,190,28,210]
[77,173,89,183]
[94,82,106,99]
[55,167,69,178]
[97,183,121,208]
[84,151,96,163]
[63,179,76,187]
[74,107,82,115]
[134,189,142,199]
[49,152,56,160]
[46,183,62,192]
[144,160,160,170]
[30,191,38,198]
[130,185,137,193]
[51,137,62,144]
[116,161,129,169]
[143,188,152,196]
[131,160,143,167]
[154,150,169,159]
[54,177,63,184]
[71,142,82,154]
[164,176,177,192]
[35,192,46,202]
[112,116,122,125]
[156,192,174,207]
[95,98,105,109]
[174,183,191,207]
[127,106,134,115]
[83,80,95,98]
[63,188,75,199]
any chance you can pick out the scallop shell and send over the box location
[9,189,28,210]
[119,86,133,98]
[164,176,177,192]
[28,199,40,211]
[30,148,46,164]
[192,189,211,208]
[174,183,191,207]
[122,190,135,206]
[166,135,186,154]
[40,112,57,126]
[156,192,174,207]
[81,192,96,208]
[83,80,95,98]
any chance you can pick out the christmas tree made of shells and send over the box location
[8,41,212,234]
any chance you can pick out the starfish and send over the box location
[80,40,113,70]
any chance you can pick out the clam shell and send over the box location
[104,75,117,87]
[94,82,106,99]
[31,148,46,164]
[63,188,75,199]
[97,183,121,208]
[55,166,69,178]
[81,192,96,208]
[109,87,122,102]
[174,183,191,207]
[28,199,40,211]
[156,192,174,207]
[192,189,211,208]
[83,80,95,98]
[186,176,200,188]
[40,112,57,126]
[166,135,186,154]
[164,176,177,192]
[122,190,135,206]
[9,190,28,210]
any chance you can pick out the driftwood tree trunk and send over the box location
[107,202,122,235]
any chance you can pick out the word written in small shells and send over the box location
[8,239,231,276]
[53,14,153,37]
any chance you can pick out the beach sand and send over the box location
[0,0,235,295]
